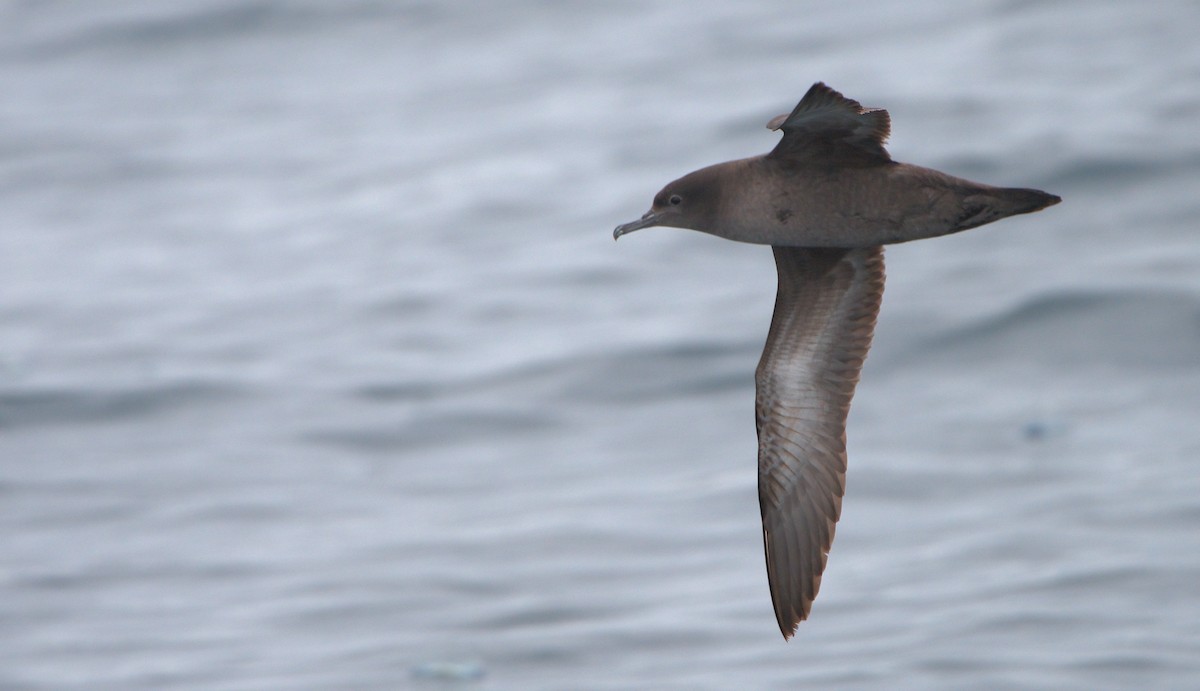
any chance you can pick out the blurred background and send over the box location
[2,1,1198,689]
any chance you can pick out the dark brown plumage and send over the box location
[614,83,1060,638]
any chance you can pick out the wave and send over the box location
[0,381,239,430]
[4,1,411,60]
[888,289,1200,371]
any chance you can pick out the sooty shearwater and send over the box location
[614,82,1060,639]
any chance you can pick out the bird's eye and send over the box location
[668,194,682,206]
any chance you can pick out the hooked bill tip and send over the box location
[613,212,660,240]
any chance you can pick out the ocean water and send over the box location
[2,1,1199,689]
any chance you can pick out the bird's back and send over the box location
[706,157,1060,247]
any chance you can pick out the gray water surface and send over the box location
[2,1,1199,689]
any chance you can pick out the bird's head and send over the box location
[613,167,720,240]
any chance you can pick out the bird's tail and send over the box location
[954,186,1061,232]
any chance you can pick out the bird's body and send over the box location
[646,156,1055,247]
[614,83,1060,639]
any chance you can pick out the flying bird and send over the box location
[613,82,1060,639]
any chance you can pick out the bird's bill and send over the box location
[613,211,662,240]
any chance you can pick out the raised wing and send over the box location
[766,82,892,167]
[756,245,885,638]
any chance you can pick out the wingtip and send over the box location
[778,615,802,641]
[773,590,812,640]
[768,82,892,163]
[803,81,836,101]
